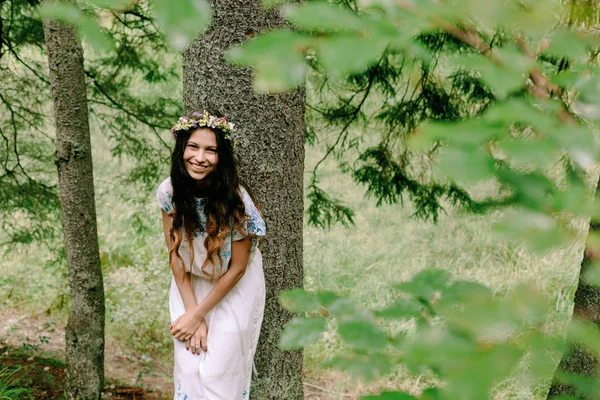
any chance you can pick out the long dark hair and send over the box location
[168,112,249,282]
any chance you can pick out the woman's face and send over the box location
[183,128,218,184]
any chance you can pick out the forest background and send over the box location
[2,0,600,399]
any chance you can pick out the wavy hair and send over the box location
[168,112,251,282]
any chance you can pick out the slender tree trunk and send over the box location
[43,4,105,399]
[183,1,305,398]
[547,179,600,399]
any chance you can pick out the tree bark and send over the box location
[43,4,105,399]
[547,179,600,399]
[183,1,305,398]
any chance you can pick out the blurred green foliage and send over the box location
[225,0,600,398]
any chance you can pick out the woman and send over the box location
[156,111,266,399]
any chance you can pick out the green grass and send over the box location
[0,124,585,399]
[301,144,583,399]
[0,366,35,400]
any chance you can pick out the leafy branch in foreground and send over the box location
[280,268,569,400]
[229,0,600,398]
[230,0,600,233]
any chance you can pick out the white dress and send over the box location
[156,177,266,400]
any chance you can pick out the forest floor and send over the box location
[0,348,161,400]
[0,308,169,400]
[0,309,356,399]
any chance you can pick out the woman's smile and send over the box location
[188,162,209,172]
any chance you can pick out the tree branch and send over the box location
[434,22,577,124]
[84,69,171,149]
[2,38,51,85]
[310,63,377,187]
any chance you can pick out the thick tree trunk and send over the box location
[43,4,105,399]
[547,179,600,399]
[183,1,305,398]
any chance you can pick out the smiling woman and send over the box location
[155,111,266,399]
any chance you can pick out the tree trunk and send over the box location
[43,4,105,399]
[547,179,600,399]
[183,1,305,398]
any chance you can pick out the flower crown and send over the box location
[171,111,236,145]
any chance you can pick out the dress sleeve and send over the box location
[232,188,266,241]
[155,183,174,214]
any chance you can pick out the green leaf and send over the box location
[507,284,550,324]
[454,45,532,99]
[553,69,583,88]
[38,3,114,51]
[436,144,495,183]
[362,392,417,400]
[410,119,498,150]
[496,168,554,211]
[376,298,423,319]
[316,290,341,308]
[283,2,365,32]
[552,178,594,217]
[152,0,211,50]
[583,235,600,286]
[395,268,449,301]
[548,124,598,169]
[568,319,600,357]
[280,289,320,313]
[317,34,388,76]
[494,209,568,251]
[226,30,311,92]
[484,98,557,133]
[38,2,83,24]
[442,295,520,339]
[553,372,600,398]
[545,30,592,61]
[401,328,477,375]
[337,318,387,351]
[86,0,133,9]
[445,344,523,400]
[498,137,558,169]
[576,73,600,122]
[79,17,114,51]
[324,352,394,382]
[437,280,493,310]
[279,317,327,349]
[325,296,359,317]
[421,388,443,400]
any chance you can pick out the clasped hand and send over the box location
[170,309,204,342]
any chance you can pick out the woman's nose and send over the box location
[194,150,206,162]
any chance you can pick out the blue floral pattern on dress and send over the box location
[155,178,266,269]
[156,186,174,213]
[175,381,188,400]
[232,188,267,249]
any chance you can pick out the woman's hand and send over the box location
[186,320,208,355]
[170,310,204,342]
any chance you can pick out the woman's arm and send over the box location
[170,237,252,340]
[161,210,197,311]
[193,237,252,318]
